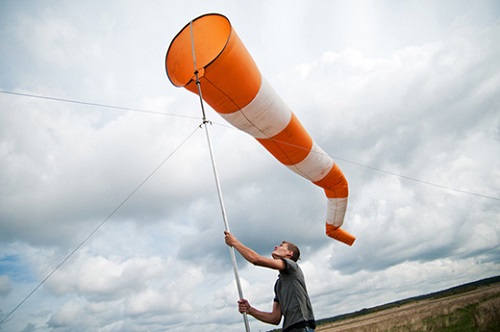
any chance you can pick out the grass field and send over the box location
[314,277,500,332]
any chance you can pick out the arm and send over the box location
[238,299,282,325]
[224,231,285,270]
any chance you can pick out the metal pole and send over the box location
[189,21,251,332]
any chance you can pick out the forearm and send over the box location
[247,306,281,325]
[224,231,284,270]
[232,241,261,265]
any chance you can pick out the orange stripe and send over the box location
[325,224,355,246]
[166,14,261,114]
[256,113,313,165]
[166,14,230,87]
[314,164,348,198]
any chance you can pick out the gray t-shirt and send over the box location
[273,258,315,331]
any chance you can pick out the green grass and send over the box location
[422,304,476,331]
[389,302,499,332]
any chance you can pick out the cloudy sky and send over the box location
[1,1,499,331]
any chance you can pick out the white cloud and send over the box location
[0,275,12,296]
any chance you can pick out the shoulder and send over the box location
[280,258,299,273]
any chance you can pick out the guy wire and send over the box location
[0,125,201,327]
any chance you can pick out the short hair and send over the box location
[283,241,300,262]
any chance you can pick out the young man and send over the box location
[224,231,316,332]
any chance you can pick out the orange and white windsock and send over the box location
[165,13,355,245]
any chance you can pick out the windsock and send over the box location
[165,13,355,245]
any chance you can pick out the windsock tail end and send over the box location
[326,223,356,246]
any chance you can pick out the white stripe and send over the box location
[286,143,334,181]
[326,197,348,227]
[219,79,291,139]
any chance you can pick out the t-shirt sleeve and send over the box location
[280,258,298,274]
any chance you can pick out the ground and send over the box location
[316,283,500,332]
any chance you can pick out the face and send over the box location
[271,242,291,260]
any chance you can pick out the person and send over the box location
[224,231,316,332]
